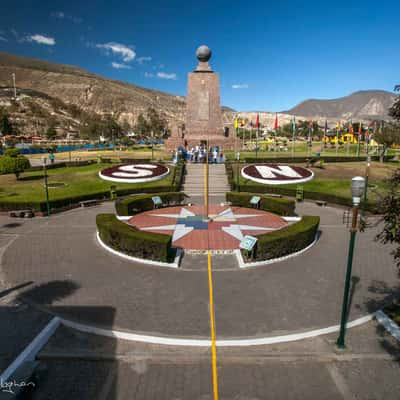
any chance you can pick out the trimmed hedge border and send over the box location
[225,161,377,212]
[244,155,394,163]
[226,191,295,216]
[115,192,187,216]
[96,213,175,262]
[251,216,320,261]
[0,162,185,212]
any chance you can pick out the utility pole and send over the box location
[12,73,17,100]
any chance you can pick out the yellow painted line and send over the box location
[207,250,219,400]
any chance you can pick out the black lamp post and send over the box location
[336,176,365,349]
[42,157,50,216]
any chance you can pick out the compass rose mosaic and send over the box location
[127,205,288,251]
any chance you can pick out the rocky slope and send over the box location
[285,90,396,120]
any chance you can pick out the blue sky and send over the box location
[0,0,399,111]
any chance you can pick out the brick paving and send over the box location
[0,201,398,339]
[128,205,287,250]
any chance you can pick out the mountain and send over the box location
[285,90,396,120]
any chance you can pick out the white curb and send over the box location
[235,233,319,268]
[0,317,60,383]
[60,313,374,347]
[375,310,400,342]
[96,232,181,268]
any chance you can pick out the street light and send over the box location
[336,176,365,349]
[236,151,240,191]
[363,156,371,207]
[42,157,50,216]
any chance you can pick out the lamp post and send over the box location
[151,130,154,161]
[42,157,50,216]
[363,156,371,207]
[336,176,365,349]
[236,151,240,191]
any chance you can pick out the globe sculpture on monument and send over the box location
[166,45,234,150]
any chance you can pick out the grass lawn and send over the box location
[0,163,175,204]
[27,146,169,162]
[225,142,399,159]
[231,161,398,202]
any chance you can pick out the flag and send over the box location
[234,118,238,129]
[292,116,296,132]
[274,113,279,130]
[255,114,259,129]
[336,121,340,130]
[349,121,354,134]
[358,121,362,134]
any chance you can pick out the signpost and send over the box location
[239,235,258,260]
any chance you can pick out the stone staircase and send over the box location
[183,163,231,199]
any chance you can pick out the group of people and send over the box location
[173,144,225,164]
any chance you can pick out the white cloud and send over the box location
[137,56,152,64]
[51,11,82,24]
[28,34,56,46]
[111,62,132,70]
[157,72,177,80]
[96,42,135,62]
[0,36,7,42]
[144,72,155,78]
[232,84,249,89]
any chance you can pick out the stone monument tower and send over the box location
[166,45,234,150]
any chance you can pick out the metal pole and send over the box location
[151,130,154,161]
[204,140,209,219]
[336,206,358,348]
[363,158,370,206]
[256,127,259,159]
[12,73,17,100]
[43,161,50,216]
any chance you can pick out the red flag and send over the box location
[274,113,279,130]
[255,114,259,129]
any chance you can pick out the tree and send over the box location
[373,123,400,161]
[102,115,123,141]
[45,127,57,140]
[376,169,400,271]
[147,107,168,137]
[0,108,13,134]
[0,150,30,179]
[134,113,150,137]
[389,85,400,122]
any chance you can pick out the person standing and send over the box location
[49,151,55,164]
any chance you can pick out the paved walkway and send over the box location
[0,201,398,339]
[31,321,400,399]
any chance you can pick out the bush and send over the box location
[252,216,320,261]
[96,213,174,262]
[4,148,20,157]
[115,192,186,216]
[226,191,295,216]
[0,154,31,179]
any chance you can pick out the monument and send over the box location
[166,45,234,150]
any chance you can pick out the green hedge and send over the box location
[115,192,186,216]
[0,162,185,212]
[244,155,394,163]
[233,184,377,212]
[96,214,174,262]
[251,216,320,261]
[226,191,295,216]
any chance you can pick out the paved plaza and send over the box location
[0,200,398,340]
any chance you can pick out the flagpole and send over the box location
[291,117,296,158]
[336,122,339,156]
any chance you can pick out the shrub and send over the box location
[226,191,295,216]
[96,213,174,262]
[4,148,20,157]
[0,154,31,179]
[115,192,186,216]
[251,216,320,261]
